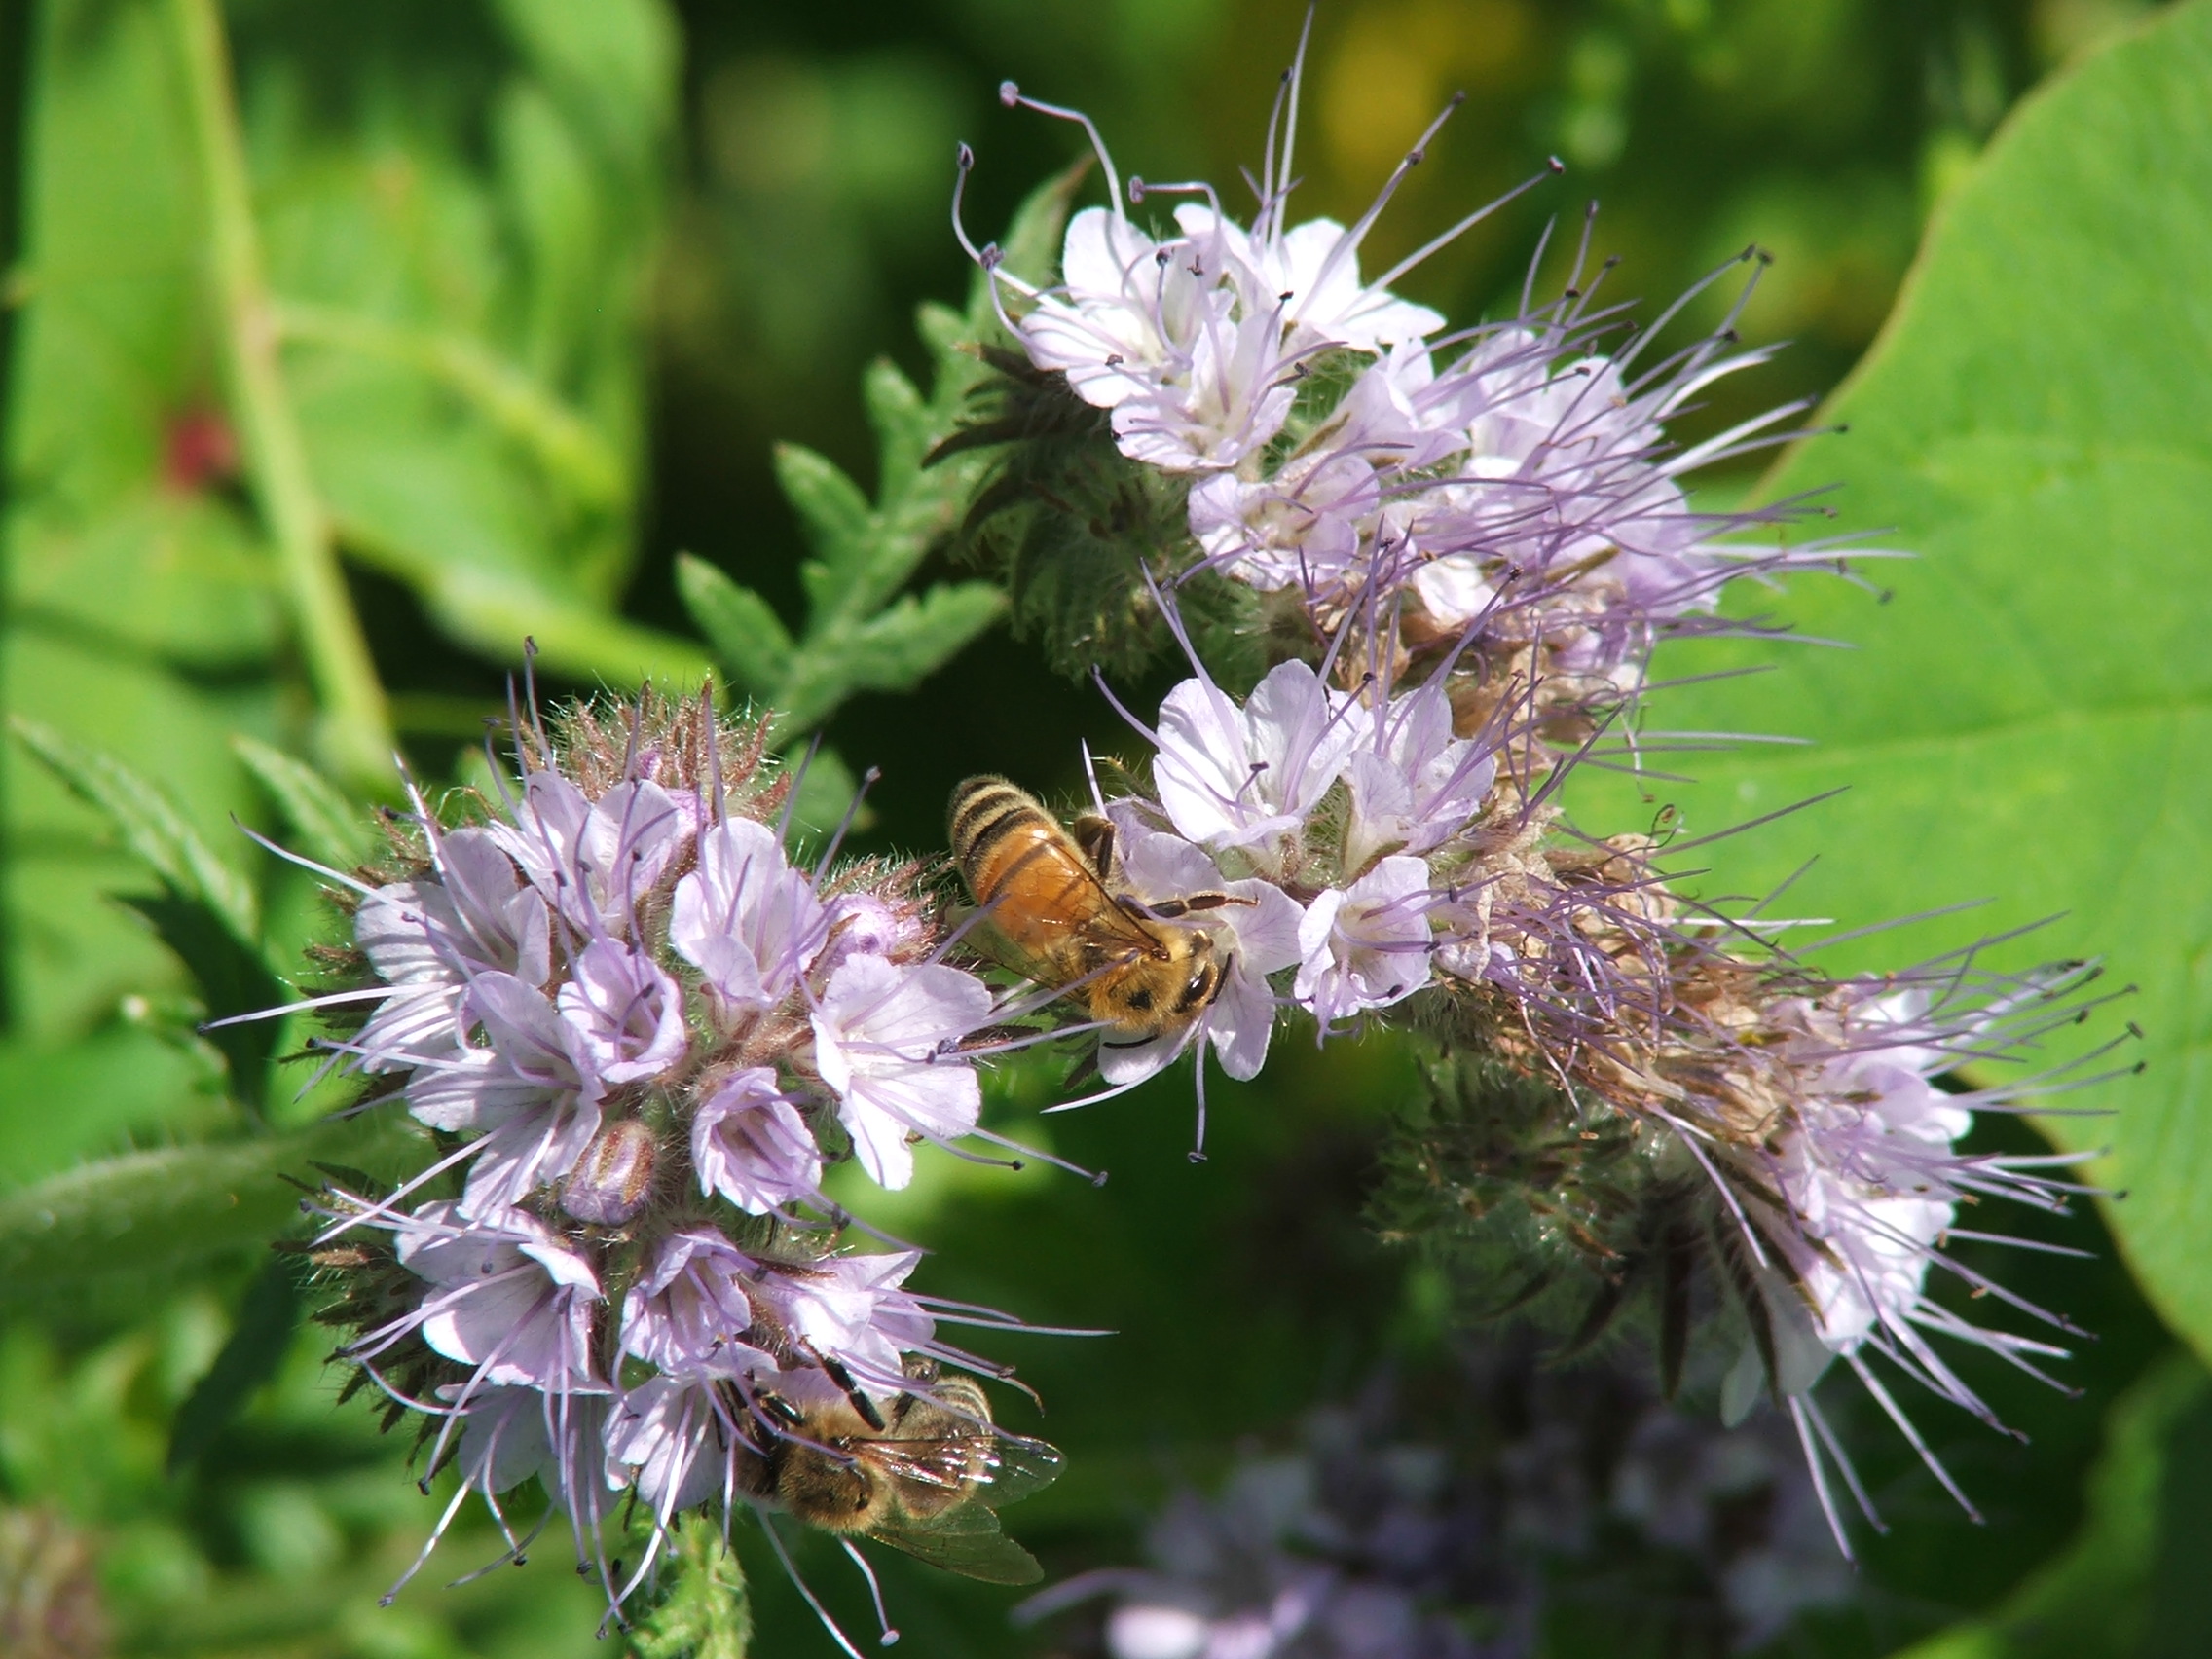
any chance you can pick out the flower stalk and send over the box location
[171,0,394,789]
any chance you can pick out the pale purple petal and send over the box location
[811,954,989,1190]
[620,1227,773,1379]
[557,940,689,1085]
[692,1068,823,1214]
[671,817,828,1015]
[1295,857,1435,1025]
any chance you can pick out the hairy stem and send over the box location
[172,0,393,788]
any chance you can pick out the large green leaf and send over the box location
[1891,1350,2212,1659]
[0,1108,421,1313]
[4,0,288,1036]
[1571,5,2212,1354]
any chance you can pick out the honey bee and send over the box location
[948,775,1242,1049]
[744,1361,1061,1584]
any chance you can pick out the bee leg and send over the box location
[1144,891,1256,919]
[806,1344,889,1431]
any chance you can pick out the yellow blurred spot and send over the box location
[1322,0,1530,177]
[2031,0,2151,66]
[704,57,835,194]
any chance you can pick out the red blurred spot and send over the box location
[163,407,239,492]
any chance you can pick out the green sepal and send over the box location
[630,1521,753,1659]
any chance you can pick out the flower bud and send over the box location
[815,893,910,977]
[560,1119,658,1224]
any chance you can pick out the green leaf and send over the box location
[0,1025,221,1191]
[13,715,259,947]
[977,154,1088,316]
[630,1522,751,1659]
[0,1109,421,1312]
[116,889,284,1115]
[842,581,1006,695]
[5,0,288,1036]
[230,735,373,871]
[675,553,795,697]
[1570,3,2212,1357]
[166,1254,300,1471]
[338,530,713,687]
[778,441,874,591]
[862,356,931,491]
[786,745,864,841]
[1889,1350,2212,1659]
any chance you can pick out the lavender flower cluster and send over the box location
[1020,1351,1853,1659]
[960,63,1836,722]
[282,694,1042,1626]
[257,27,2129,1645]
[952,31,2125,1551]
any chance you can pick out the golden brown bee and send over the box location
[748,1364,1061,1584]
[949,775,1241,1050]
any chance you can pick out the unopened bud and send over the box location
[561,1119,657,1225]
[818,893,910,976]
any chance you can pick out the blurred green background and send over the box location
[0,1,2198,1656]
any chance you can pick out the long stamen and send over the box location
[1000,83,1124,221]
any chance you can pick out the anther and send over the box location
[1128,176,1147,203]
[999,80,1020,107]
[956,141,974,171]
[1547,155,1567,172]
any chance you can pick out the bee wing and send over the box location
[963,913,1105,990]
[865,1500,1044,1586]
[865,1429,1064,1507]
[970,1429,1063,1509]
[967,903,1159,991]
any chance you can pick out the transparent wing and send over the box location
[865,1429,1063,1508]
[971,1430,1063,1509]
[865,1500,1044,1586]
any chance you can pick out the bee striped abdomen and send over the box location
[948,777,1043,875]
[949,774,1223,1040]
[952,776,1136,965]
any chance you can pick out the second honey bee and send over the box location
[742,1361,1060,1584]
[949,775,1241,1049]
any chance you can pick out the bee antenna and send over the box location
[839,1539,903,1646]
